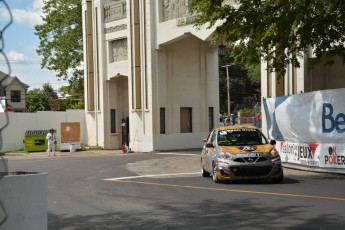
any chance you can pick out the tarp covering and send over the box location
[263,88,345,171]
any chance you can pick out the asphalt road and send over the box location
[3,150,345,230]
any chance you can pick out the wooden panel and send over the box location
[61,122,80,143]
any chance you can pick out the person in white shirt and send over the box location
[219,118,225,126]
[46,129,57,157]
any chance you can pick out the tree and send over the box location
[50,98,84,111]
[26,88,49,112]
[58,76,84,101]
[35,0,84,96]
[27,83,83,112]
[26,83,57,112]
[219,64,260,115]
[190,0,345,76]
[218,45,260,115]
[42,83,58,100]
[219,45,261,114]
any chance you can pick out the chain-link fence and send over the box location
[0,0,13,226]
[220,102,261,127]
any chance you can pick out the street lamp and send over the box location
[218,44,231,118]
[218,44,226,59]
[222,65,231,118]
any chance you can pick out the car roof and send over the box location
[219,125,258,131]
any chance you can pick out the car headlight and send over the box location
[219,150,234,159]
[269,147,279,158]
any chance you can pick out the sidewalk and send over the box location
[1,148,201,158]
[1,149,127,157]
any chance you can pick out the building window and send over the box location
[11,90,21,102]
[292,65,297,94]
[160,107,166,134]
[111,109,116,133]
[86,1,95,111]
[267,63,272,98]
[96,7,100,112]
[180,107,192,133]
[0,89,5,97]
[208,107,214,131]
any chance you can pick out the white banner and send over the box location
[263,88,345,170]
[277,141,345,168]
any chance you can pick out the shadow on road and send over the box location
[48,197,341,230]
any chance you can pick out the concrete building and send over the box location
[82,0,218,152]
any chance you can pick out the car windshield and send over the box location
[217,129,267,146]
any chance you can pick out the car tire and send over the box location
[201,159,210,177]
[272,171,284,184]
[212,163,220,183]
[202,167,210,177]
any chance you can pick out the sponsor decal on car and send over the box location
[242,146,257,151]
[237,153,260,158]
[228,129,257,132]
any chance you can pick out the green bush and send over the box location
[238,108,255,114]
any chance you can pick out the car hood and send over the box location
[219,144,273,154]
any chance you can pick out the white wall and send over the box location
[143,36,218,152]
[306,56,345,91]
[0,110,85,153]
[152,133,208,151]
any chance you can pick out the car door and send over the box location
[204,129,217,173]
[201,130,212,170]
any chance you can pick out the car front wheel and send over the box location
[272,171,284,184]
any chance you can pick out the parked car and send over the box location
[201,125,283,183]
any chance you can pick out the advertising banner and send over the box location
[277,141,345,168]
[263,88,345,171]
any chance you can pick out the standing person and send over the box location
[230,114,235,125]
[256,111,262,129]
[46,129,57,157]
[219,117,224,126]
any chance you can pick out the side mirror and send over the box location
[202,138,208,142]
[270,139,276,145]
[206,142,214,148]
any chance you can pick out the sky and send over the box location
[0,0,69,90]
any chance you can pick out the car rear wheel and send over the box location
[202,167,210,177]
[201,160,210,177]
[212,163,220,183]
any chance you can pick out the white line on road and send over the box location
[103,172,200,181]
